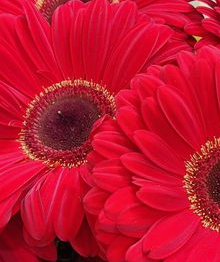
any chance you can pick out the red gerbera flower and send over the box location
[84,45,220,262]
[0,214,56,262]
[0,0,186,257]
[186,0,220,48]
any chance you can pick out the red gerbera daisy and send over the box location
[0,0,186,257]
[0,214,56,262]
[186,0,220,48]
[84,45,220,262]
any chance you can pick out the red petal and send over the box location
[126,238,154,262]
[84,187,109,216]
[0,124,20,139]
[81,0,111,82]
[53,169,86,241]
[107,235,137,262]
[103,22,172,92]
[117,106,145,141]
[134,130,184,175]
[117,205,164,238]
[22,168,86,244]
[21,175,54,243]
[116,89,140,109]
[0,0,24,15]
[0,192,21,228]
[137,183,188,212]
[93,159,131,192]
[70,218,99,257]
[0,214,55,262]
[165,225,214,262]
[93,131,133,159]
[143,211,199,259]
[121,152,182,186]
[0,160,45,201]
[52,0,85,78]
[97,210,117,234]
[131,74,163,100]
[104,187,139,220]
[141,96,193,159]
[0,81,26,124]
[157,86,206,149]
[23,2,60,76]
[185,231,220,262]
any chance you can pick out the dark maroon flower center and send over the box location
[20,80,115,168]
[206,161,220,205]
[185,137,220,232]
[38,97,100,150]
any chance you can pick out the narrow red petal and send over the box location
[143,211,199,259]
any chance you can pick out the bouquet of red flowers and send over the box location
[0,1,219,262]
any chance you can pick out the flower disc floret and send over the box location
[19,79,116,168]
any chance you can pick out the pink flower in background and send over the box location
[84,46,220,262]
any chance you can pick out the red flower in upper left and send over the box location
[0,0,185,256]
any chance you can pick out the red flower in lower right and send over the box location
[84,45,220,262]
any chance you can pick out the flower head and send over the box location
[0,0,185,256]
[84,45,220,261]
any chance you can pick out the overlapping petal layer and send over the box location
[84,46,220,262]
